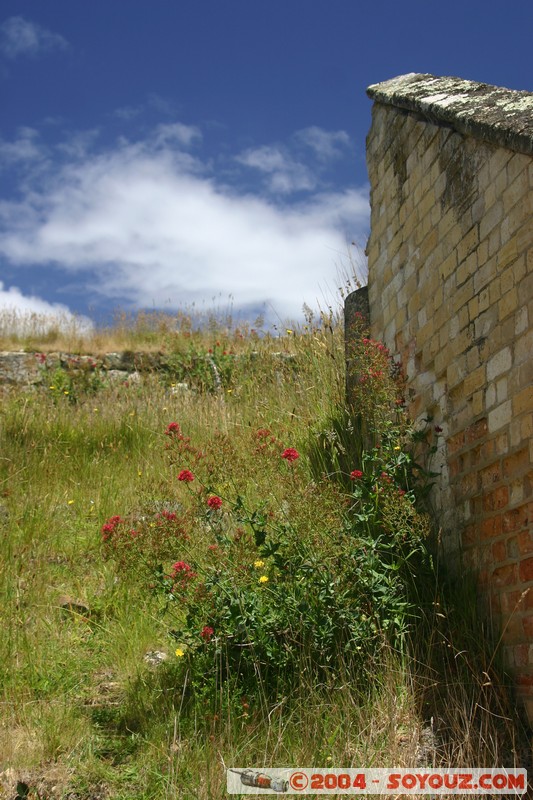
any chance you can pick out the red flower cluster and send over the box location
[207,495,222,510]
[350,469,363,480]
[170,561,196,595]
[178,469,194,482]
[161,509,177,521]
[281,447,299,463]
[165,422,181,436]
[101,515,123,542]
[200,625,214,641]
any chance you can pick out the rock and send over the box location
[0,352,43,384]
[58,595,91,616]
[144,650,169,666]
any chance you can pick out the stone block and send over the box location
[487,347,512,381]
[488,400,512,433]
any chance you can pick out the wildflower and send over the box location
[170,561,194,578]
[394,445,401,451]
[434,425,443,433]
[350,469,363,480]
[207,495,222,510]
[398,489,406,497]
[281,447,299,463]
[68,499,75,505]
[286,328,293,335]
[175,647,185,658]
[165,422,181,436]
[254,559,265,568]
[258,575,269,584]
[380,472,392,484]
[177,469,194,482]
[200,625,214,641]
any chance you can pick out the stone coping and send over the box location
[367,73,533,156]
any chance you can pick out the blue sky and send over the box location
[1,1,532,329]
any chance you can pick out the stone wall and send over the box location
[352,74,533,719]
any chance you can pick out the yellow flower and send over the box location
[258,575,269,584]
[175,647,185,658]
[286,328,293,335]
[67,499,75,505]
[254,560,265,569]
[394,445,401,451]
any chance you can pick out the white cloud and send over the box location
[295,126,351,161]
[236,145,316,194]
[0,127,44,166]
[153,123,202,148]
[0,127,369,322]
[0,281,92,334]
[0,16,68,59]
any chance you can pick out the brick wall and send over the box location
[359,75,533,720]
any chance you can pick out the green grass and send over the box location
[0,307,529,799]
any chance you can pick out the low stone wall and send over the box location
[0,350,168,386]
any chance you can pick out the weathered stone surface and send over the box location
[0,352,43,384]
[361,72,533,722]
[367,73,533,156]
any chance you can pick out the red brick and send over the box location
[462,524,477,547]
[523,614,533,638]
[519,557,533,583]
[468,444,482,466]
[514,645,530,667]
[518,532,533,555]
[479,439,495,461]
[465,418,488,444]
[501,589,524,614]
[481,515,503,540]
[516,672,533,689]
[502,615,525,641]
[492,540,507,562]
[492,563,517,587]
[471,495,484,517]
[480,463,502,488]
[447,431,465,455]
[503,506,526,533]
[483,485,509,512]
[459,472,480,497]
[524,588,533,610]
[506,536,519,559]
[502,447,530,478]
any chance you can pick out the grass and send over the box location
[0,305,530,799]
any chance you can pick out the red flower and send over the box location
[178,469,194,482]
[170,561,196,596]
[350,469,363,480]
[171,561,193,577]
[201,625,214,641]
[380,472,392,484]
[101,515,123,541]
[434,425,443,433]
[281,448,299,463]
[207,495,222,510]
[165,422,181,436]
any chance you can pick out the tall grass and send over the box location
[0,305,529,799]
